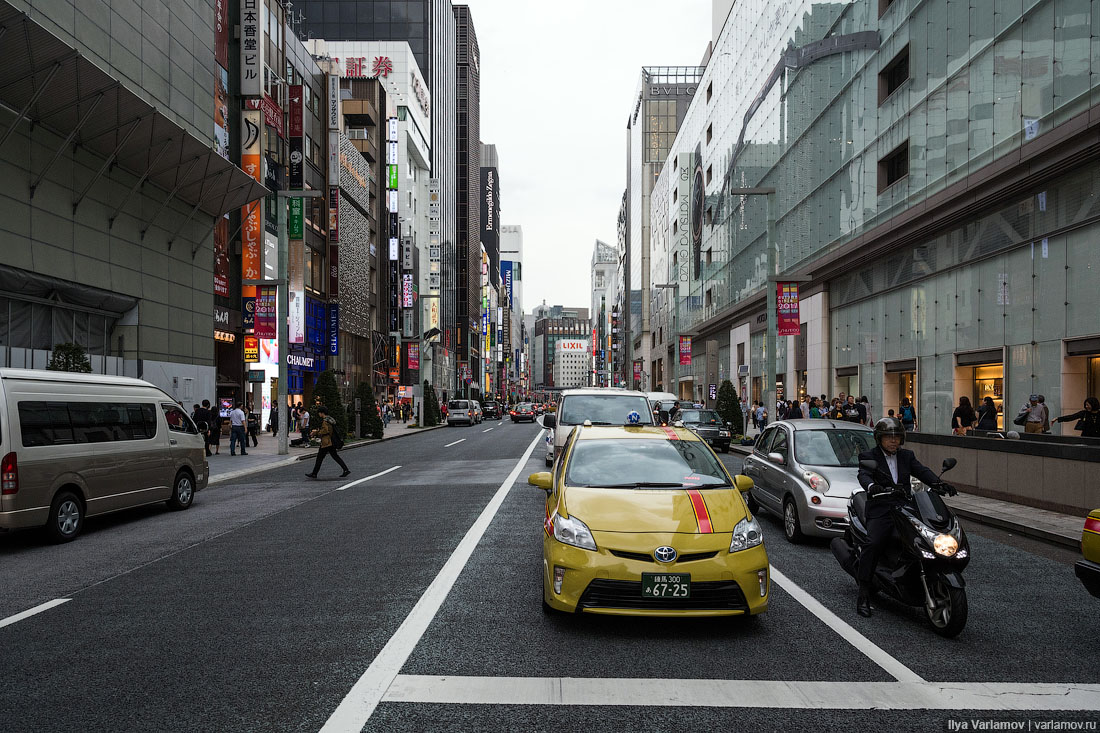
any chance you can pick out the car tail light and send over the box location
[2,452,17,495]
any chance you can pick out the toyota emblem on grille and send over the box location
[653,546,677,563]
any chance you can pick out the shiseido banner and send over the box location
[679,335,692,366]
[255,286,277,339]
[777,282,801,336]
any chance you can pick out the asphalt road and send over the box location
[1,424,1096,732]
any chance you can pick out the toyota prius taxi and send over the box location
[529,423,769,616]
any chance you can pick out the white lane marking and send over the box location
[384,676,1100,710]
[335,465,401,492]
[320,430,545,732]
[769,565,923,683]
[482,427,493,433]
[444,438,466,447]
[0,599,71,630]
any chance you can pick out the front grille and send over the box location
[609,550,720,563]
[578,579,748,611]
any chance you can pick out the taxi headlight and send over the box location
[933,534,959,557]
[553,513,597,551]
[730,516,763,553]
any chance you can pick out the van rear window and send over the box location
[18,401,159,446]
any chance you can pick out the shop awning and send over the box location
[0,4,268,225]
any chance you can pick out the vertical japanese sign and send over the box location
[244,336,260,363]
[288,84,303,190]
[239,0,263,97]
[214,0,228,70]
[288,197,303,239]
[288,240,305,343]
[255,286,276,339]
[327,73,340,129]
[408,343,419,371]
[633,361,643,384]
[240,108,263,316]
[776,282,800,336]
[213,214,230,296]
[679,335,692,366]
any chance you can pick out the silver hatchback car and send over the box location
[740,419,876,542]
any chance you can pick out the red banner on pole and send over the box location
[679,335,692,366]
[777,282,801,336]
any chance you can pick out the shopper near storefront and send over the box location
[228,402,248,456]
[951,396,977,434]
[899,397,917,432]
[859,396,873,425]
[1054,397,1100,438]
[1016,394,1050,434]
[975,396,999,431]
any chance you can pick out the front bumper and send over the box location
[799,494,852,537]
[543,531,769,616]
[1076,558,1100,599]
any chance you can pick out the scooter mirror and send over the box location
[942,457,957,472]
[859,459,879,472]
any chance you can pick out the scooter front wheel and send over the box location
[924,578,968,638]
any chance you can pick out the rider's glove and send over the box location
[935,482,958,497]
[867,483,890,498]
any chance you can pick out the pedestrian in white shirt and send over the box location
[229,402,248,456]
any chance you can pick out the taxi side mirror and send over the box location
[542,414,556,429]
[733,474,754,493]
[528,472,553,491]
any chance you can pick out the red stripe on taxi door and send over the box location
[686,489,713,534]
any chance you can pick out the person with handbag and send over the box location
[1054,397,1100,438]
[975,396,999,431]
[305,406,350,478]
[1015,394,1049,434]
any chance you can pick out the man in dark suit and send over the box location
[854,417,955,617]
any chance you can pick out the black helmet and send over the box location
[873,416,906,446]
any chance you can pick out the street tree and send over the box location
[355,381,384,439]
[47,342,92,373]
[311,370,348,439]
[716,379,743,437]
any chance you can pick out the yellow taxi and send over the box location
[529,423,769,616]
[1076,509,1100,598]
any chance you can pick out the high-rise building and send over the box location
[553,339,590,389]
[532,306,590,391]
[454,5,481,390]
[500,225,524,399]
[591,241,618,387]
[624,66,704,390]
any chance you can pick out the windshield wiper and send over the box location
[689,482,732,489]
[598,481,686,488]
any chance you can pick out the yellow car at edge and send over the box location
[529,423,769,616]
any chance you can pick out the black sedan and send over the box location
[677,408,733,453]
[510,403,536,423]
[483,402,502,419]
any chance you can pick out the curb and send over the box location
[207,423,447,485]
[720,444,1081,550]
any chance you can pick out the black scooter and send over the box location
[831,457,971,638]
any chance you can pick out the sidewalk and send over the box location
[206,420,444,485]
[726,444,1084,549]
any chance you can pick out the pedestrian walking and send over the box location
[860,396,873,425]
[951,396,977,435]
[192,400,213,457]
[899,397,917,432]
[842,395,863,423]
[975,396,999,431]
[247,410,260,447]
[305,406,350,478]
[1054,396,1100,438]
[809,397,823,419]
[800,397,810,419]
[270,404,279,437]
[228,402,248,456]
[755,402,768,429]
[1015,394,1049,434]
[297,406,313,446]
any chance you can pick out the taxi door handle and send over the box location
[169,439,178,445]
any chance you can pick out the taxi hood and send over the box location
[562,486,744,534]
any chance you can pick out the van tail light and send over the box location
[1,452,17,495]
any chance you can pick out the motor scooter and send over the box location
[831,457,971,638]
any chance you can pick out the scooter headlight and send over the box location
[933,534,959,557]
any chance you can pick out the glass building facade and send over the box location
[653,0,1100,433]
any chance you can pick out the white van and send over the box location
[541,388,654,466]
[0,369,208,542]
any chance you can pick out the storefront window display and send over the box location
[973,364,1004,430]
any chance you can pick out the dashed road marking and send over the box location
[482,428,493,433]
[335,465,401,491]
[0,599,70,630]
[445,438,466,447]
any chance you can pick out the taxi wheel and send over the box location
[783,497,805,544]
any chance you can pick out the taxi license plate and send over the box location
[642,573,690,598]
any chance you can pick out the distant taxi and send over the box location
[529,423,769,616]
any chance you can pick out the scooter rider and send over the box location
[855,417,957,617]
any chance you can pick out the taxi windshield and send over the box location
[558,395,654,426]
[565,438,728,488]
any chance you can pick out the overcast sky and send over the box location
[460,0,712,315]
